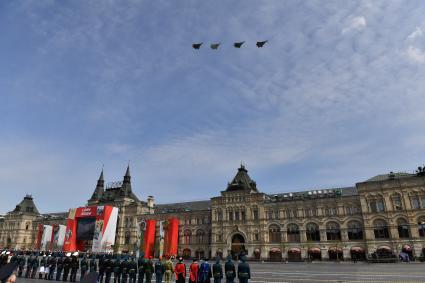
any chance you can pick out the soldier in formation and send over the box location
[163,256,174,283]
[137,254,145,283]
[189,259,199,283]
[174,257,186,283]
[224,256,236,283]
[199,258,212,283]
[237,256,250,283]
[154,258,165,283]
[128,257,137,283]
[113,255,122,283]
[56,254,64,281]
[80,254,89,279]
[212,257,223,283]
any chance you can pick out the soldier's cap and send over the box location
[178,257,183,262]
[0,263,17,283]
[66,252,72,257]
[5,252,10,255]
[80,271,98,283]
[73,252,79,256]
[226,255,232,261]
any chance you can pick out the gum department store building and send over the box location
[1,164,425,261]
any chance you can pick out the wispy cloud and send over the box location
[406,46,425,64]
[342,16,367,34]
[407,27,423,41]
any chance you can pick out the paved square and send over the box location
[13,262,425,283]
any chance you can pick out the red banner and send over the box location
[144,220,156,258]
[166,218,179,257]
[36,224,44,250]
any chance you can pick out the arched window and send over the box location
[184,230,192,244]
[196,230,205,244]
[373,219,389,239]
[124,231,131,245]
[418,217,425,237]
[397,218,410,238]
[306,223,320,241]
[216,209,222,221]
[347,221,363,240]
[287,224,300,242]
[326,222,341,241]
[268,224,281,243]
[391,194,403,211]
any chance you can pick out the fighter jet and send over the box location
[210,43,221,50]
[234,41,245,48]
[256,40,268,48]
[192,43,203,49]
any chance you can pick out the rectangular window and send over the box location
[411,197,420,209]
[241,211,246,221]
[252,210,258,220]
[235,211,240,221]
[369,201,377,212]
[229,212,233,221]
[393,197,402,211]
[421,196,425,208]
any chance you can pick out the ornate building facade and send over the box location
[1,165,425,261]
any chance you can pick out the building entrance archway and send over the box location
[231,233,246,259]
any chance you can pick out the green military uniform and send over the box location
[163,259,174,283]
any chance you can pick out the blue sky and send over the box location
[1,0,425,214]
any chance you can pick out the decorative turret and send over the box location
[226,164,258,193]
[122,165,132,195]
[89,168,105,202]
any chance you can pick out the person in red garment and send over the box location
[189,259,199,283]
[174,257,186,283]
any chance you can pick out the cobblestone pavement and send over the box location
[13,261,425,283]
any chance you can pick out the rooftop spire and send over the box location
[99,166,104,181]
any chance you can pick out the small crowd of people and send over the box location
[0,249,251,283]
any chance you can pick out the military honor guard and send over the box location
[154,258,165,283]
[163,256,174,283]
[174,257,186,283]
[56,254,64,281]
[144,257,154,283]
[81,254,89,279]
[63,252,72,281]
[224,256,235,283]
[128,257,137,283]
[198,258,212,283]
[137,254,145,283]
[189,259,199,283]
[104,255,113,283]
[236,257,250,283]
[113,255,122,283]
[212,258,223,283]
[120,257,129,283]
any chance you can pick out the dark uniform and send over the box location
[224,257,236,283]
[69,255,79,282]
[121,258,129,283]
[25,255,34,278]
[128,257,137,283]
[40,256,47,279]
[212,258,223,283]
[154,260,165,283]
[17,253,26,277]
[99,255,106,283]
[80,256,89,279]
[31,255,39,279]
[56,256,64,281]
[48,256,57,280]
[104,256,113,283]
[137,257,145,283]
[144,258,154,283]
[63,254,72,281]
[113,257,122,283]
[237,257,250,283]
[89,256,97,272]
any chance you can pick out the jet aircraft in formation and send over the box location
[192,40,268,50]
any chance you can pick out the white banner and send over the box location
[56,225,67,248]
[41,225,53,251]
